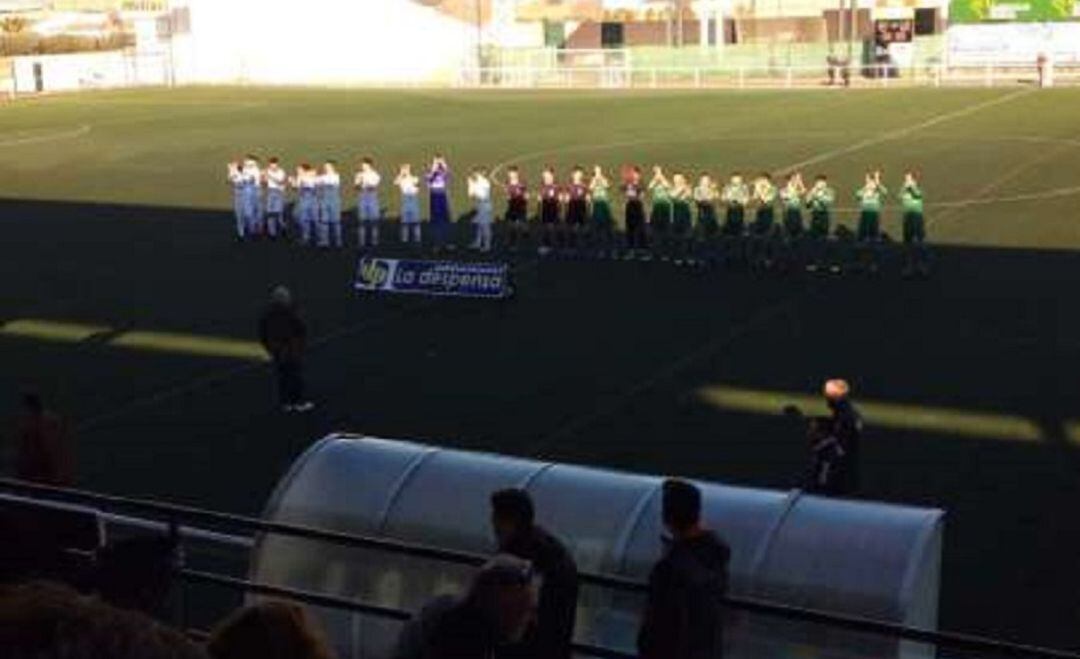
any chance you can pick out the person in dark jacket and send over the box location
[14,392,74,487]
[804,417,848,495]
[638,478,730,659]
[258,286,313,412]
[393,555,537,659]
[824,379,863,494]
[490,489,578,659]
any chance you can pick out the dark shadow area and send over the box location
[1,198,1079,650]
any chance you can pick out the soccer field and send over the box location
[2,87,1080,648]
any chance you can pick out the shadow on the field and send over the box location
[2,197,1080,649]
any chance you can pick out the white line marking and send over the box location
[780,89,1032,172]
[0,124,91,147]
[926,139,1075,229]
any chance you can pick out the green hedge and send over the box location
[0,33,134,57]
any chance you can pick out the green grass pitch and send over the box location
[1,86,1080,648]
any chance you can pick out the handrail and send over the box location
[3,477,1079,659]
[179,569,635,659]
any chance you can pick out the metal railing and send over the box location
[457,63,1080,90]
[2,477,1078,659]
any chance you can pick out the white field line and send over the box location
[925,141,1077,230]
[0,124,91,148]
[778,88,1032,172]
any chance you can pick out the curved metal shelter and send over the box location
[252,435,944,659]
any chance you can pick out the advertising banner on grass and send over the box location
[354,257,512,299]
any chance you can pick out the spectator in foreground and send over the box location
[0,580,207,659]
[490,488,578,659]
[824,378,863,495]
[638,479,730,659]
[258,286,314,413]
[14,391,74,487]
[393,555,537,659]
[208,600,335,659]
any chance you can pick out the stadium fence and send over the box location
[457,61,1080,90]
[6,47,1080,96]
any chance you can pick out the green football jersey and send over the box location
[781,183,804,210]
[856,183,888,212]
[756,182,778,205]
[650,180,672,203]
[694,183,718,203]
[722,182,749,207]
[900,183,924,214]
[807,184,835,212]
[591,180,610,202]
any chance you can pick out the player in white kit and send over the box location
[395,164,422,246]
[355,158,382,248]
[263,157,288,239]
[468,168,494,252]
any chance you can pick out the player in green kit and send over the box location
[721,173,749,268]
[589,165,615,258]
[671,173,694,264]
[751,173,778,270]
[781,172,806,238]
[806,174,837,273]
[779,171,807,271]
[648,166,673,260]
[694,173,720,264]
[855,169,888,272]
[900,170,929,277]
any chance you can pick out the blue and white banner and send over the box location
[354,257,512,299]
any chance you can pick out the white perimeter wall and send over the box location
[171,0,478,85]
[12,50,170,94]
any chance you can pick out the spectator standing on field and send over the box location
[258,286,313,413]
[393,555,537,659]
[490,489,578,659]
[14,392,74,487]
[638,479,730,659]
[824,379,863,495]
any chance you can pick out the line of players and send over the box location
[227,155,929,275]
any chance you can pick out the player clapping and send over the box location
[355,157,382,249]
[781,171,806,239]
[264,157,288,239]
[538,166,561,256]
[900,170,928,277]
[855,169,888,273]
[588,166,615,255]
[241,156,263,237]
[693,173,720,247]
[622,165,647,256]
[293,163,319,246]
[318,161,343,248]
[227,159,245,240]
[671,173,694,262]
[468,168,494,252]
[395,164,422,247]
[565,166,589,251]
[648,166,673,259]
[502,165,529,250]
[427,154,452,253]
